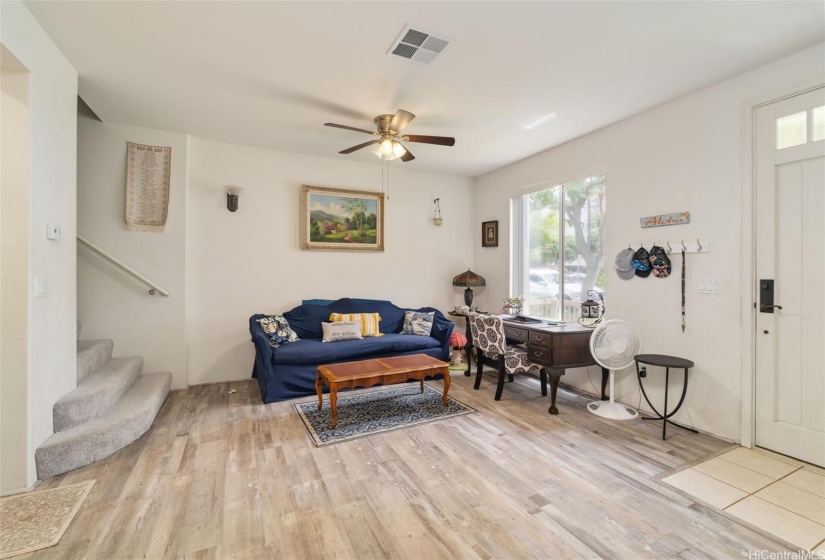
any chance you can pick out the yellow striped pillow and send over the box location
[329,312,383,337]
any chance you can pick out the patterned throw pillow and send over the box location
[257,315,300,348]
[401,311,435,336]
[321,321,363,343]
[328,313,383,337]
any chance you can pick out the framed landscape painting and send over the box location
[301,185,384,252]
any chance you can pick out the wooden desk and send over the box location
[467,317,608,415]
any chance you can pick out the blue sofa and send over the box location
[249,298,454,403]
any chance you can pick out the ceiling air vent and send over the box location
[388,25,452,66]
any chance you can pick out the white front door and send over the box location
[755,87,825,467]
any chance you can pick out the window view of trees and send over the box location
[522,174,606,321]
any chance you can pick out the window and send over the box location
[512,174,606,321]
[776,105,824,149]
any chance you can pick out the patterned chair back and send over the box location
[468,313,506,358]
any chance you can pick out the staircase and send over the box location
[35,326,172,480]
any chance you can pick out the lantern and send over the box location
[579,290,605,327]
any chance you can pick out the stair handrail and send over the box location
[77,235,170,296]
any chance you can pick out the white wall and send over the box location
[0,0,78,490]
[187,139,473,385]
[77,117,188,389]
[473,44,825,441]
[1,47,31,492]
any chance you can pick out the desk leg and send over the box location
[442,371,451,407]
[330,387,338,429]
[464,341,473,376]
[420,378,424,393]
[547,368,565,415]
[600,367,609,401]
[316,372,323,411]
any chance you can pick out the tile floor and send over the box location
[663,447,825,551]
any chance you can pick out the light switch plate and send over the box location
[699,279,722,294]
[46,223,60,240]
[34,277,45,297]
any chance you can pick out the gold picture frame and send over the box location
[300,185,385,252]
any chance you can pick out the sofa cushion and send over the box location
[329,312,382,337]
[321,321,363,342]
[257,315,300,348]
[272,333,440,365]
[401,311,435,336]
[282,302,333,339]
[330,298,406,334]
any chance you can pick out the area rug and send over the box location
[294,384,476,446]
[0,480,94,559]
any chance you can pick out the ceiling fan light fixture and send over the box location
[392,141,406,157]
[380,137,394,155]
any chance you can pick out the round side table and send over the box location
[448,312,474,376]
[634,354,699,440]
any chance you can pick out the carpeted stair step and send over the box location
[77,339,114,382]
[36,372,172,480]
[54,356,142,432]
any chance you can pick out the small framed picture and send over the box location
[482,220,498,247]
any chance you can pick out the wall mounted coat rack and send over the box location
[627,240,711,254]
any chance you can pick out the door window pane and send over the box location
[776,111,807,149]
[813,106,824,142]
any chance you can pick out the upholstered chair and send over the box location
[468,313,547,401]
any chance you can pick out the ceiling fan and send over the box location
[324,109,455,163]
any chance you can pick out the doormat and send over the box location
[294,384,476,447]
[0,480,95,559]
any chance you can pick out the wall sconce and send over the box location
[225,185,243,212]
[433,198,443,226]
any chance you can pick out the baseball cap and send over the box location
[632,247,652,278]
[649,245,672,278]
[615,248,636,280]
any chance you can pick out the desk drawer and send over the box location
[527,345,593,366]
[528,331,553,347]
[527,346,552,364]
[504,326,528,342]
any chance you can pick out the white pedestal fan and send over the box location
[587,320,640,420]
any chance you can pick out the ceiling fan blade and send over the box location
[403,134,455,146]
[324,123,378,136]
[339,140,379,154]
[400,146,415,162]
[390,110,415,134]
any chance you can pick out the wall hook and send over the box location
[681,240,686,251]
[666,241,672,253]
[696,239,702,252]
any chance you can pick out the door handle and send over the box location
[760,304,783,311]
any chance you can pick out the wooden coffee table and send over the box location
[316,354,450,429]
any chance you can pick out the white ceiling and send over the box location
[25,1,825,177]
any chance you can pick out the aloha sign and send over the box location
[640,211,690,229]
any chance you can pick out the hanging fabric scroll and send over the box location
[125,141,171,232]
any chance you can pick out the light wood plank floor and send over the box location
[25,372,794,559]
